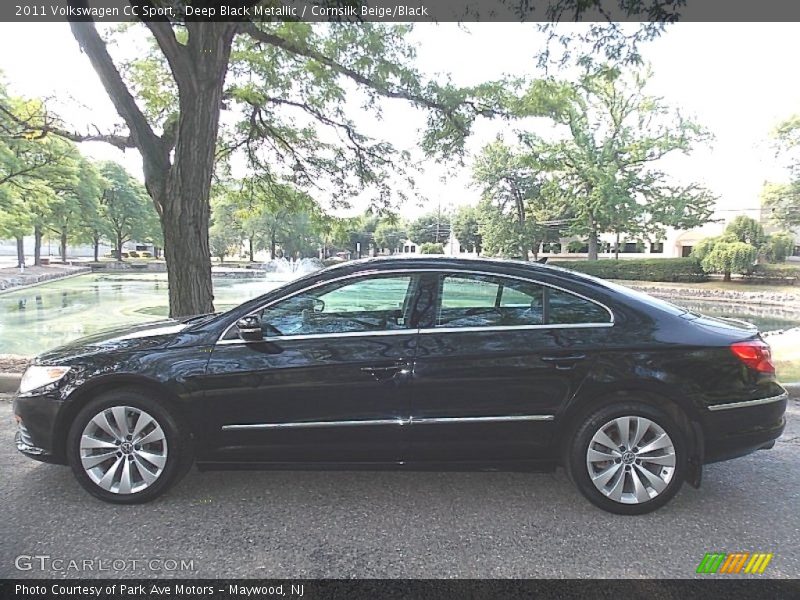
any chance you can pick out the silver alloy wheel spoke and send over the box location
[111,406,130,438]
[81,449,118,469]
[131,411,153,440]
[80,435,117,450]
[92,412,121,441]
[136,427,165,446]
[638,452,676,466]
[79,406,168,494]
[586,415,676,505]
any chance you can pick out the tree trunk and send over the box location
[116,232,123,261]
[93,236,100,262]
[60,228,68,263]
[34,226,42,266]
[248,238,254,262]
[157,32,235,317]
[70,20,236,318]
[16,236,25,268]
[270,234,276,260]
[723,270,732,282]
[614,232,620,260]
[587,215,599,261]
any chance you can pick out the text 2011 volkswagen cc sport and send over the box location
[13,257,787,514]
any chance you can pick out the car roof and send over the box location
[325,255,554,274]
[319,256,688,317]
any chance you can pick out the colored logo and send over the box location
[696,552,773,574]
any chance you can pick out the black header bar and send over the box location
[2,0,800,23]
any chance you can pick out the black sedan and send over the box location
[13,257,787,514]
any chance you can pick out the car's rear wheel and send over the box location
[568,402,686,515]
[67,389,192,503]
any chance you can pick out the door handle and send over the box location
[361,365,408,373]
[361,363,412,381]
[541,354,586,370]
[540,354,586,362]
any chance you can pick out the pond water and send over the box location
[1,273,799,356]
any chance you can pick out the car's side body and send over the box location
[14,257,787,485]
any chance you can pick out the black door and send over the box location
[199,272,426,464]
[408,272,612,465]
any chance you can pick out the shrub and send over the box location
[698,241,757,281]
[766,232,796,263]
[419,242,444,254]
[549,258,708,282]
[742,264,799,285]
[140,251,153,258]
[128,251,139,258]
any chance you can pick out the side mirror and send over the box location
[236,316,263,342]
[313,298,325,313]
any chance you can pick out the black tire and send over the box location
[66,388,193,504]
[567,402,687,515]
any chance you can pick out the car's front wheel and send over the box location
[568,402,687,515]
[67,389,192,503]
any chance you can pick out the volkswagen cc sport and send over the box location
[13,257,788,514]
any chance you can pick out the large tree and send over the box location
[451,205,482,254]
[97,161,159,260]
[45,150,102,263]
[762,114,800,229]
[514,66,715,259]
[5,5,678,316]
[472,140,562,260]
[408,212,451,246]
[55,15,505,316]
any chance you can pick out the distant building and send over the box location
[442,223,730,260]
[399,240,418,254]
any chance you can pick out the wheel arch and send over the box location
[556,384,704,486]
[55,374,194,462]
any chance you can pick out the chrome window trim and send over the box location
[215,267,615,345]
[707,393,788,412]
[216,328,414,345]
[418,322,613,335]
[222,414,555,430]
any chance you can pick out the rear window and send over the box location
[545,266,687,317]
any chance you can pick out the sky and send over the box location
[0,22,799,222]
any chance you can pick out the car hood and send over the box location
[35,319,192,364]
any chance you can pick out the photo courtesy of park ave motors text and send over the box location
[1,0,800,590]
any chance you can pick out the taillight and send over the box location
[730,340,775,373]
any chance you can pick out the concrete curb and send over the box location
[0,268,91,296]
[0,373,20,394]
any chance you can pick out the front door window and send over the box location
[257,274,415,337]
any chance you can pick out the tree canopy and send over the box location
[762,114,800,230]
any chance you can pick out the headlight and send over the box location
[18,366,71,394]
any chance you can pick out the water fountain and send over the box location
[261,257,324,281]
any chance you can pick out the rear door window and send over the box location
[435,273,610,329]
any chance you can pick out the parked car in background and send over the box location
[14,257,787,514]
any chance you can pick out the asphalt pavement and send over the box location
[1,394,798,579]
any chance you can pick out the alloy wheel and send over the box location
[79,406,168,494]
[585,416,676,504]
